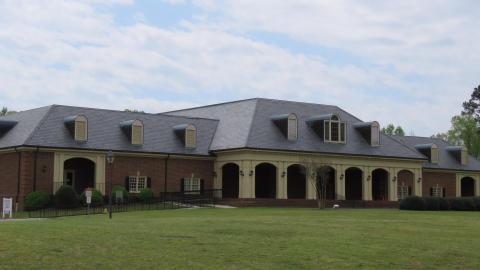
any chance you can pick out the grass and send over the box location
[0,208,479,270]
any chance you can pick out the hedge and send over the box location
[139,188,154,203]
[24,191,51,211]
[54,185,79,209]
[111,186,129,203]
[400,196,479,211]
[79,189,104,207]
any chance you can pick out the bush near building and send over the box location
[54,185,80,209]
[400,196,479,211]
[24,191,51,211]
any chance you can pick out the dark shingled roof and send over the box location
[0,105,218,156]
[166,98,426,160]
[390,135,480,172]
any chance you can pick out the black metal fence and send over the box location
[27,189,222,218]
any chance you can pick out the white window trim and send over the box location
[183,177,201,194]
[432,185,443,197]
[129,176,147,193]
[397,184,409,200]
[287,114,298,141]
[324,119,347,144]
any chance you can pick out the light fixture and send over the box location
[393,176,397,182]
[240,170,244,176]
[417,177,422,183]
[281,171,286,178]
[106,150,115,164]
[213,171,217,178]
[367,175,371,181]
[249,170,254,176]
[340,174,344,180]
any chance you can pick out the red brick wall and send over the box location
[34,152,54,194]
[166,159,214,192]
[0,152,19,201]
[105,156,214,194]
[422,171,456,197]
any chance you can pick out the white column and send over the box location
[276,161,287,199]
[476,176,480,196]
[363,167,371,201]
[389,168,397,201]
[455,174,461,197]
[214,162,222,199]
[306,171,317,200]
[414,169,422,196]
[335,165,345,200]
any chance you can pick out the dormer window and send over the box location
[446,146,468,165]
[353,121,380,146]
[0,120,17,137]
[120,120,144,145]
[64,115,88,142]
[415,143,438,164]
[324,114,346,143]
[173,124,197,149]
[271,113,298,141]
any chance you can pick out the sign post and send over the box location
[2,198,13,219]
[85,190,92,215]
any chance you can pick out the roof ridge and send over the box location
[161,98,259,114]
[387,135,428,159]
[23,105,56,145]
[244,99,261,147]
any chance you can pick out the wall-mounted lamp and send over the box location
[240,170,244,176]
[213,171,217,178]
[42,165,47,173]
[340,174,344,180]
[249,170,254,176]
[417,177,422,183]
[367,175,371,181]
[281,171,286,178]
[393,176,397,182]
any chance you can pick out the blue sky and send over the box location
[0,0,479,136]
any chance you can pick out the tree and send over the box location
[431,133,448,141]
[299,157,331,209]
[0,107,15,116]
[124,109,145,113]
[462,84,480,121]
[447,115,480,158]
[381,124,405,136]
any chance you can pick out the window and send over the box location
[185,125,196,148]
[461,149,468,165]
[397,185,410,200]
[324,115,346,143]
[129,176,147,193]
[287,114,298,141]
[74,115,88,141]
[431,185,444,197]
[131,120,144,145]
[183,177,201,194]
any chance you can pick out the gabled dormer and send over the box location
[354,121,380,146]
[0,120,17,137]
[306,114,346,143]
[173,124,197,149]
[446,146,468,165]
[120,120,144,145]
[415,143,439,164]
[271,113,298,141]
[64,115,88,142]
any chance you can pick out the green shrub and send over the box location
[448,197,475,211]
[24,191,50,211]
[54,185,79,209]
[79,189,104,207]
[438,197,450,210]
[423,197,441,211]
[139,188,154,203]
[111,186,129,203]
[472,197,480,211]
[399,196,425,210]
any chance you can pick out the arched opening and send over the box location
[372,169,389,201]
[287,164,306,199]
[63,158,95,194]
[397,170,414,200]
[461,177,475,197]
[317,166,336,200]
[345,167,363,200]
[222,163,239,198]
[255,163,277,198]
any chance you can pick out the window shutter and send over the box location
[324,120,330,141]
[340,122,346,142]
[181,178,185,193]
[430,187,433,196]
[371,123,380,146]
[408,186,412,196]
[287,115,297,141]
[75,120,87,141]
[132,124,143,145]
[147,177,151,188]
[125,177,130,192]
[442,188,446,197]
[200,179,204,194]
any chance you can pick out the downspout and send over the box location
[15,147,21,211]
[33,147,39,191]
[164,154,170,194]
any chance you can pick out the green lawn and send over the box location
[0,208,479,270]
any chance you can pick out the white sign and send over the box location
[2,198,13,219]
[85,190,92,205]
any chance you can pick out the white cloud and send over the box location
[0,0,478,136]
